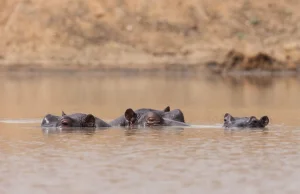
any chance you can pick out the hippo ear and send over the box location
[62,111,66,116]
[163,106,170,112]
[224,113,234,122]
[84,114,96,127]
[125,108,137,122]
[260,116,269,126]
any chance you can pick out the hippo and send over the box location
[223,113,269,129]
[41,111,111,129]
[124,108,189,128]
[109,106,185,127]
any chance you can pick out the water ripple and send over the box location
[0,125,300,194]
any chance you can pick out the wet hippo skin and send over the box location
[109,106,185,127]
[124,108,189,128]
[223,113,269,128]
[41,111,111,129]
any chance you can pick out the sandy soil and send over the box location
[0,0,300,72]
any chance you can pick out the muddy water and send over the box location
[1,72,300,194]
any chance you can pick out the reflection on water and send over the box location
[1,72,300,125]
[1,72,300,194]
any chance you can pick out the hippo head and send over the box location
[125,109,164,127]
[223,113,269,128]
[41,111,96,128]
[58,112,96,128]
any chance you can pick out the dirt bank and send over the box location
[206,50,300,75]
[0,0,300,72]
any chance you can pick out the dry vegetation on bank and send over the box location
[0,0,300,72]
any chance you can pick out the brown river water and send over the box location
[0,72,300,194]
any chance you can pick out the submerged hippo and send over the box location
[109,106,185,127]
[124,108,189,128]
[223,113,269,129]
[41,111,111,129]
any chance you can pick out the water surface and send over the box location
[0,72,300,194]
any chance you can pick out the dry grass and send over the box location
[0,0,300,71]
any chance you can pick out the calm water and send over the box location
[1,72,300,194]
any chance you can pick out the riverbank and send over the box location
[1,0,300,72]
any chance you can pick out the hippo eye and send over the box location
[148,117,155,121]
